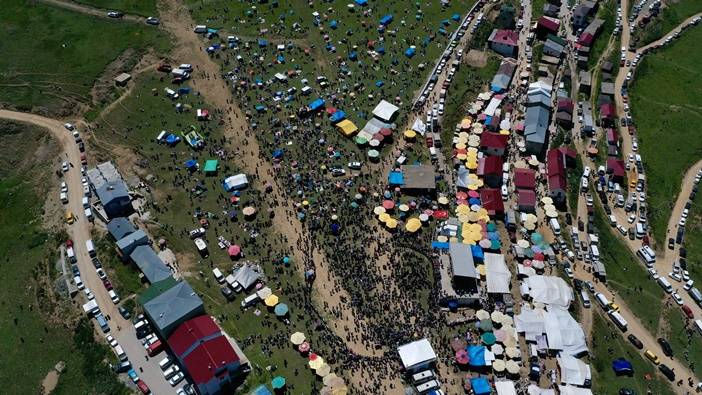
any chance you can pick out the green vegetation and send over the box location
[588,0,617,69]
[659,307,702,376]
[96,236,144,297]
[531,0,548,20]
[634,0,702,47]
[567,146,584,214]
[440,56,500,156]
[593,197,664,333]
[682,190,702,286]
[590,312,674,395]
[628,26,702,247]
[0,121,127,394]
[0,0,169,114]
[74,0,158,17]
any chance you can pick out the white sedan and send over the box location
[169,372,185,386]
[672,291,683,305]
[105,334,118,347]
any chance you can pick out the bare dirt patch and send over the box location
[465,49,488,68]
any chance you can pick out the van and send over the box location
[688,287,702,305]
[429,147,437,160]
[163,365,180,380]
[95,313,109,333]
[74,276,84,290]
[159,356,173,371]
[549,218,561,235]
[108,289,120,304]
[608,310,628,331]
[193,25,207,33]
[416,380,439,394]
[580,290,591,308]
[694,320,702,335]
[412,370,435,384]
[84,208,94,221]
[637,245,656,267]
[134,320,151,339]
[66,247,76,263]
[595,292,610,310]
[82,196,89,208]
[635,223,645,239]
[212,268,225,284]
[86,239,96,257]
[590,245,600,260]
[114,345,127,361]
[60,192,68,204]
[657,277,673,293]
[241,293,259,308]
[581,177,589,191]
[608,215,617,226]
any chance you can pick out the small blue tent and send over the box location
[471,377,491,395]
[165,134,180,145]
[375,80,384,87]
[309,98,325,111]
[388,171,404,185]
[452,13,461,21]
[258,38,268,47]
[330,111,346,123]
[380,14,393,25]
[404,47,416,58]
[612,358,634,375]
[330,20,338,29]
[471,245,484,262]
[354,0,368,5]
[272,149,284,159]
[349,51,358,61]
[467,345,486,366]
[432,241,450,250]
[251,385,273,395]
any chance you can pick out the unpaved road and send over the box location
[0,109,177,394]
[38,0,146,22]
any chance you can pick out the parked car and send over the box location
[118,306,131,319]
[107,11,124,18]
[627,334,643,349]
[146,17,160,25]
[136,379,151,394]
[657,338,673,357]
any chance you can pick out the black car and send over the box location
[529,357,541,381]
[220,286,235,301]
[619,388,637,395]
[112,360,131,373]
[657,338,673,357]
[668,238,675,250]
[680,248,687,258]
[91,256,102,268]
[118,306,131,320]
[627,334,644,349]
[658,364,675,381]
[565,213,572,225]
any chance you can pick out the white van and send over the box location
[590,245,600,260]
[594,292,610,310]
[549,218,561,235]
[66,247,76,263]
[608,311,628,331]
[429,147,437,160]
[412,370,435,384]
[580,290,591,308]
[86,239,96,257]
[163,365,180,379]
[212,268,225,284]
[74,276,84,290]
[657,277,673,293]
[108,289,120,304]
[193,25,207,33]
[115,345,127,361]
[60,192,68,204]
[694,320,702,335]
[581,177,589,191]
[637,246,656,267]
[82,196,89,208]
[416,380,439,394]
[159,356,173,370]
[85,207,94,221]
[608,215,617,226]
[635,223,645,239]
[241,293,259,308]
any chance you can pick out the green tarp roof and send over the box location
[203,159,218,173]
[138,276,178,305]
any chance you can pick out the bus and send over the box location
[608,310,628,331]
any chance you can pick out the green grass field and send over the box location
[531,0,547,20]
[634,0,702,47]
[682,188,702,286]
[590,312,674,394]
[628,26,702,247]
[659,307,702,378]
[594,198,664,333]
[0,121,127,394]
[0,0,169,114]
[74,0,158,17]
[588,0,617,70]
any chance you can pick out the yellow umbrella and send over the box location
[458,131,470,139]
[467,147,479,154]
[455,142,467,150]
[373,206,386,215]
[302,200,309,206]
[316,364,331,377]
[456,204,471,214]
[309,356,325,370]
[437,235,448,242]
[378,212,391,222]
[499,129,510,135]
[403,130,417,139]
[457,214,471,223]
[466,161,477,170]
[406,218,422,232]
[478,265,486,276]
[264,295,279,307]
[290,332,306,345]
[385,218,398,229]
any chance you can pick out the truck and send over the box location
[85,239,96,257]
[82,299,100,316]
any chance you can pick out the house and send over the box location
[517,189,537,213]
[527,80,553,109]
[477,156,504,188]
[600,103,616,126]
[480,188,505,216]
[601,61,614,74]
[572,1,597,30]
[143,280,205,338]
[537,16,560,36]
[116,229,149,258]
[607,145,619,157]
[514,168,537,190]
[524,106,550,155]
[543,3,560,17]
[580,101,594,135]
[168,315,246,395]
[579,71,592,94]
[129,245,173,284]
[490,57,518,93]
[547,149,568,205]
[544,35,566,58]
[401,165,436,194]
[557,146,578,168]
[607,158,627,183]
[488,29,519,57]
[372,99,399,123]
[600,81,615,97]
[449,242,479,293]
[107,217,136,241]
[606,128,619,146]
[480,132,509,156]
[87,162,133,219]
[578,18,604,47]
[114,73,132,87]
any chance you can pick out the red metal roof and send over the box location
[600,103,616,119]
[477,156,503,176]
[514,168,537,190]
[480,132,509,150]
[606,128,618,144]
[517,189,537,207]
[538,16,560,32]
[490,29,519,47]
[182,335,239,385]
[168,315,220,356]
[578,32,594,46]
[607,158,626,177]
[480,188,505,215]
[547,149,567,191]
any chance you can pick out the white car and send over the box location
[347,161,362,170]
[146,16,160,25]
[586,195,593,207]
[96,268,107,280]
[627,214,636,223]
[106,334,118,347]
[62,161,69,172]
[107,11,123,18]
[672,291,683,305]
[638,192,645,202]
[679,218,687,227]
[81,177,89,187]
[683,270,690,282]
[84,288,94,301]
[682,209,689,219]
[632,141,638,151]
[60,182,68,193]
[501,185,509,201]
[63,123,75,131]
[169,371,185,386]
[669,272,682,282]
[684,280,694,291]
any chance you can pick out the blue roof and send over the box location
[129,245,172,284]
[354,0,367,5]
[251,385,273,395]
[471,377,491,395]
[116,229,149,255]
[471,244,484,261]
[309,98,325,111]
[107,217,136,240]
[468,345,486,366]
[612,358,634,374]
[432,241,450,250]
[258,38,268,47]
[388,171,404,185]
[380,14,393,25]
[330,110,346,123]
[405,47,416,57]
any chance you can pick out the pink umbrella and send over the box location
[494,329,506,343]
[227,245,241,257]
[380,128,392,137]
[298,342,310,353]
[468,191,480,198]
[455,349,470,365]
[456,191,468,200]
[456,199,468,205]
[523,259,532,267]
[382,200,395,210]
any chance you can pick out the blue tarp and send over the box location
[330,20,338,29]
[251,385,273,395]
[165,134,180,145]
[432,241,450,250]
[349,51,358,60]
[380,14,393,25]
[612,358,634,375]
[184,160,197,169]
[471,377,491,395]
[272,149,284,159]
[309,98,325,111]
[471,245,484,262]
[375,80,384,87]
[255,104,266,112]
[405,47,416,58]
[277,54,285,63]
[354,0,367,5]
[452,13,461,21]
[441,19,450,26]
[388,171,404,185]
[468,345,486,366]
[258,39,268,47]
[178,87,191,94]
[330,111,346,123]
[377,47,385,54]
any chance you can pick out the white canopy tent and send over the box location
[397,338,437,371]
[494,380,518,395]
[557,355,591,386]
[485,253,511,294]
[372,99,400,122]
[527,385,556,395]
[558,386,593,395]
[524,275,573,308]
[515,306,588,356]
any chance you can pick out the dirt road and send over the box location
[38,0,146,22]
[0,109,176,394]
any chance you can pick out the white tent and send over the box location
[558,386,593,395]
[411,118,427,135]
[527,385,556,395]
[485,253,511,294]
[223,174,249,191]
[397,338,437,370]
[372,99,399,122]
[495,380,517,395]
[515,306,588,356]
[524,275,573,308]
[557,355,591,386]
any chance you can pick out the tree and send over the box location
[496,4,516,30]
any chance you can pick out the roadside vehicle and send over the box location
[627,334,643,349]
[644,350,660,365]
[146,17,160,25]
[681,305,694,319]
[658,338,673,357]
[659,364,675,381]
[118,306,131,319]
[107,11,124,18]
[136,379,150,394]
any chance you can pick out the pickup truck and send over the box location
[189,227,206,239]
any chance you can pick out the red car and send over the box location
[682,305,694,319]
[136,379,150,394]
[157,63,172,72]
[66,239,73,248]
[102,279,113,290]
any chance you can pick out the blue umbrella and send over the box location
[383,191,392,199]
[184,160,197,169]
[274,303,289,316]
[330,223,341,234]
[469,197,481,205]
[283,256,290,264]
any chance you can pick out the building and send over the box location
[577,18,604,47]
[524,106,550,155]
[397,339,437,373]
[168,315,246,395]
[107,217,136,240]
[579,71,592,94]
[490,57,518,93]
[547,149,567,205]
[477,156,503,188]
[537,16,560,36]
[580,101,594,135]
[544,35,566,58]
[479,132,509,157]
[517,189,537,213]
[480,188,505,216]
[514,168,537,190]
[401,165,436,194]
[607,158,627,183]
[572,1,597,29]
[488,29,519,57]
[143,280,205,338]
[449,242,479,292]
[87,162,133,219]
[600,81,615,97]
[600,103,616,126]
[129,245,173,284]
[116,229,149,257]
[543,3,560,17]
[114,73,132,86]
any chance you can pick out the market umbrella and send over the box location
[530,232,544,243]
[367,149,379,158]
[378,212,391,222]
[502,316,514,326]
[505,360,520,375]
[482,332,496,345]
[274,303,289,316]
[406,218,422,232]
[227,245,241,257]
[316,364,331,377]
[438,196,449,205]
[355,135,368,145]
[323,373,338,386]
[404,129,417,139]
[541,196,553,205]
[272,376,286,389]
[258,287,272,299]
[491,311,504,322]
[373,206,386,215]
[242,206,257,217]
[331,386,349,395]
[309,357,325,370]
[418,213,429,222]
[298,341,310,353]
[291,332,306,345]
[490,240,501,249]
[494,329,506,343]
[492,344,504,356]
[479,319,493,332]
[451,337,468,352]
[479,239,492,248]
[385,217,398,229]
[524,221,536,231]
[517,239,530,248]
[455,349,470,365]
[369,139,380,147]
[492,359,506,372]
[505,346,520,359]
[476,309,490,320]
[264,294,279,307]
[382,200,395,210]
[398,204,410,212]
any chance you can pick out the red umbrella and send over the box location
[372,133,385,142]
[468,191,480,198]
[309,352,318,361]
[456,199,468,205]
[380,128,392,137]
[534,252,545,261]
[228,245,241,257]
[455,349,470,365]
[382,200,395,210]
[456,191,468,200]
[230,196,239,204]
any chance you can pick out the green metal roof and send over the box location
[138,276,178,305]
